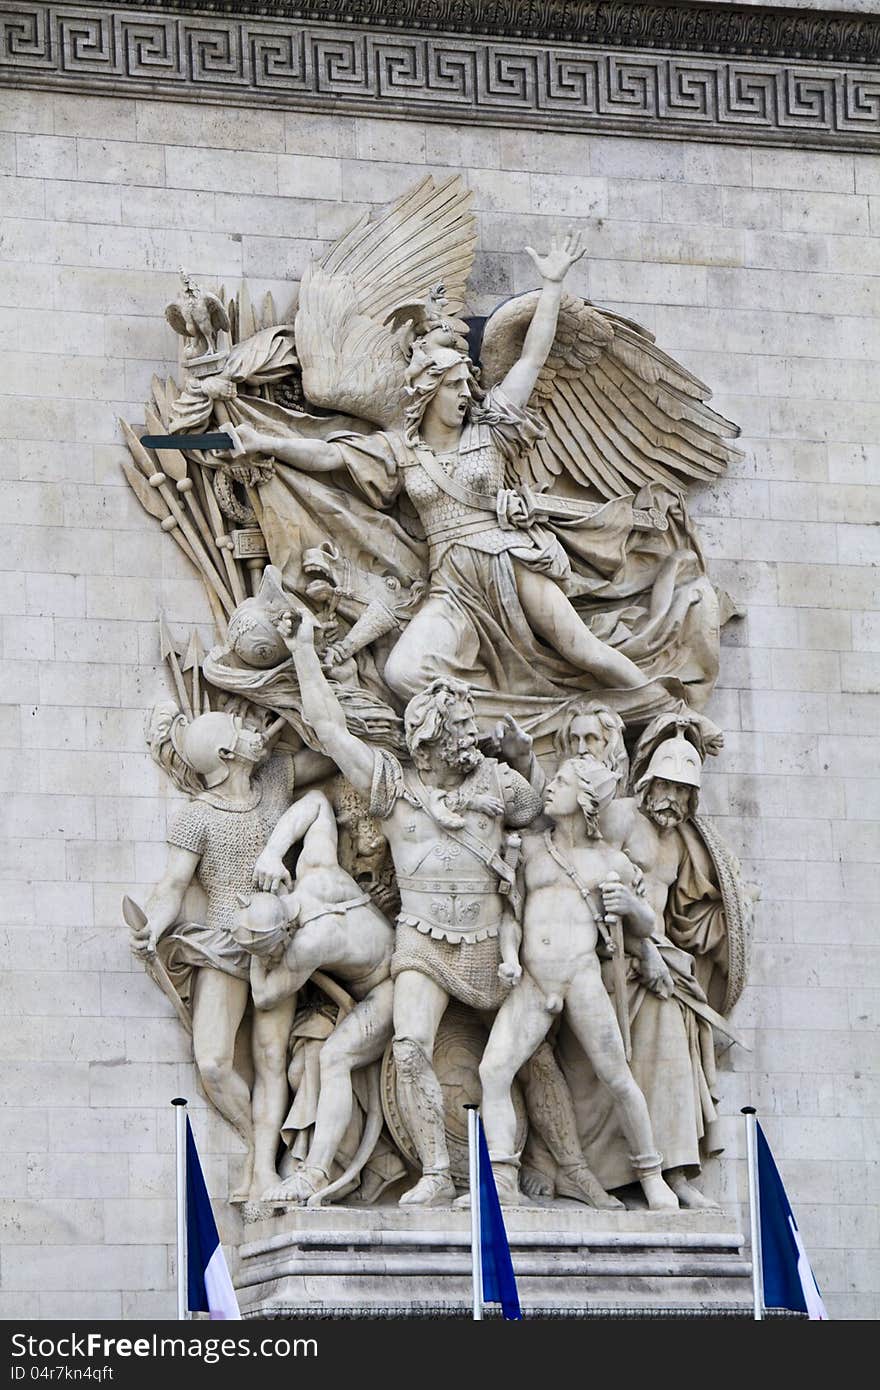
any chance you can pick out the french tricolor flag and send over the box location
[757,1122,828,1320]
[186,1118,241,1320]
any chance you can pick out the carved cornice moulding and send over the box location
[45,2,880,66]
[1,1,878,151]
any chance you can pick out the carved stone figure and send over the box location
[203,565,405,755]
[233,788,398,1205]
[165,270,230,362]
[478,755,678,1210]
[226,231,702,728]
[558,720,745,1207]
[128,706,297,1201]
[279,606,541,1205]
[118,173,755,1225]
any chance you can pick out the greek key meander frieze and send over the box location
[46,1,880,67]
[1,2,878,151]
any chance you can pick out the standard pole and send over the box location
[173,1097,188,1321]
[742,1106,764,1321]
[465,1104,483,1321]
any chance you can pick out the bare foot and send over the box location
[666,1170,719,1209]
[262,1165,329,1204]
[398,1172,455,1207]
[556,1162,624,1210]
[640,1171,680,1211]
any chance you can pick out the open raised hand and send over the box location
[523,229,586,284]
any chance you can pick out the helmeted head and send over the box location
[225,565,291,668]
[554,699,629,789]
[404,677,481,775]
[231,891,291,961]
[403,343,481,445]
[635,732,702,827]
[171,709,267,789]
[544,755,619,837]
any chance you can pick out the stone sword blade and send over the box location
[140,433,236,451]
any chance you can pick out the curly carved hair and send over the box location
[403,676,475,762]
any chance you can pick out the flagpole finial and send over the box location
[172,1097,189,1106]
[463,1103,479,1110]
[741,1106,756,1115]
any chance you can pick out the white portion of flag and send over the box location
[789,1216,828,1321]
[204,1243,242,1321]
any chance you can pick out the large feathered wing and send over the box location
[478,291,742,499]
[295,175,476,429]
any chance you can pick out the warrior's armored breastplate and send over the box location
[396,836,504,943]
[404,424,520,566]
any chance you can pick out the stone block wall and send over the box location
[0,87,877,1319]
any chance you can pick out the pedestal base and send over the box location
[236,1204,751,1319]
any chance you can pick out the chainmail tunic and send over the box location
[161,754,294,981]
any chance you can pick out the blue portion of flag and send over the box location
[477,1119,522,1321]
[757,1121,828,1319]
[185,1117,221,1314]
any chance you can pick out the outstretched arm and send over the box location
[221,422,343,473]
[501,231,585,409]
[279,608,377,797]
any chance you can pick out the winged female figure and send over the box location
[211,175,740,733]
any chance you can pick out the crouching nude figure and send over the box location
[233,788,395,1204]
[479,755,679,1210]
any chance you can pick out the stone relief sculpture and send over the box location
[129,705,298,1201]
[122,174,754,1215]
[232,787,403,1206]
[478,753,678,1211]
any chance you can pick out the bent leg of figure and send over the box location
[514,565,655,690]
[392,970,455,1205]
[564,970,678,1211]
[250,995,297,1200]
[382,598,467,701]
[520,1041,622,1210]
[266,981,395,1203]
[191,969,253,1200]
[478,973,553,1205]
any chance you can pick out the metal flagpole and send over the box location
[464,1104,483,1321]
[742,1106,764,1321]
[173,1097,189,1321]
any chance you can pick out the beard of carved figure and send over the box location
[405,677,481,777]
[642,778,697,828]
[436,723,482,773]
